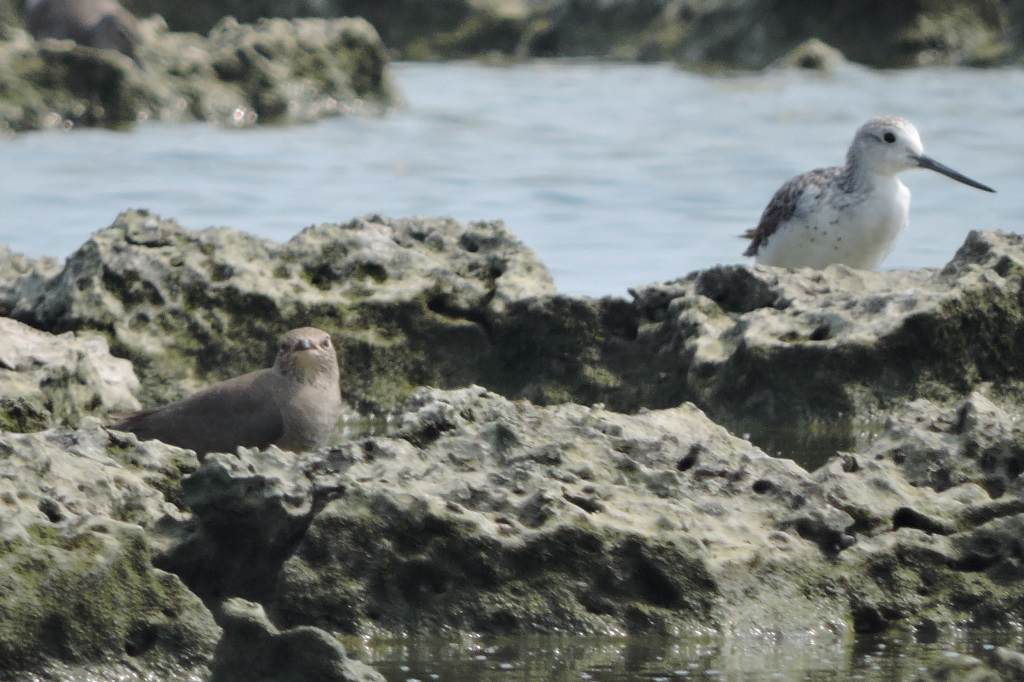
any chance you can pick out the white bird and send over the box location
[743,116,995,270]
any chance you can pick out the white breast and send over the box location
[756,177,910,270]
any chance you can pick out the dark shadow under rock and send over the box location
[156,446,332,604]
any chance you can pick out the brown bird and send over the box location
[25,0,143,67]
[112,327,342,456]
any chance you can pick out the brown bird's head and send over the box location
[274,327,340,386]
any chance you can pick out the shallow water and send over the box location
[356,629,1024,681]
[1,61,1023,297]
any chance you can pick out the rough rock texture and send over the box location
[79,0,1022,67]
[4,385,1024,655]
[158,445,322,603]
[620,230,1024,465]
[0,210,557,413]
[166,386,854,638]
[0,316,140,431]
[209,598,384,682]
[0,419,219,679]
[6,212,1024,672]
[6,213,1024,472]
[663,0,1010,68]
[811,391,1024,635]
[0,14,395,132]
[143,385,1024,645]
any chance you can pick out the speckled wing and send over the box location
[743,167,840,258]
[112,369,284,456]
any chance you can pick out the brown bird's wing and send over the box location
[112,369,284,456]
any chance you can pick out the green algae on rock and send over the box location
[6,212,1024,469]
[164,387,854,638]
[0,419,219,679]
[1,209,557,412]
[152,386,1024,645]
[0,14,396,132]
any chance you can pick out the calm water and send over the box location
[1,62,1022,297]
[355,630,1024,681]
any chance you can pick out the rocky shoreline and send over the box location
[3,211,1024,679]
[51,0,1024,67]
[0,14,396,132]
[1,1,1022,133]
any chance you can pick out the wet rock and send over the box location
[254,387,854,637]
[623,231,1024,465]
[989,647,1024,680]
[0,419,219,678]
[0,13,395,132]
[924,651,995,681]
[811,392,1024,634]
[1,209,556,412]
[159,446,325,603]
[0,316,140,431]
[8,214,1024,469]
[210,598,384,682]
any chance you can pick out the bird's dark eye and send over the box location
[883,132,896,143]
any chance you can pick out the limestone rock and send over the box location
[0,419,218,678]
[163,386,856,637]
[809,391,1024,634]
[0,14,396,132]
[160,446,322,602]
[0,316,141,431]
[2,209,556,412]
[209,598,384,682]
[623,230,1024,465]
[9,214,1024,470]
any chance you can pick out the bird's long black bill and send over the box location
[916,154,996,193]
